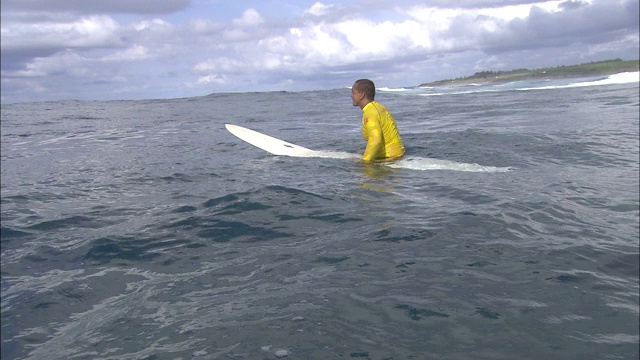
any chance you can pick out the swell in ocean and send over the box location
[1,72,638,360]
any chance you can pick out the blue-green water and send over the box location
[1,74,639,359]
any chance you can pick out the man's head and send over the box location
[351,79,375,108]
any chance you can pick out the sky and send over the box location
[1,0,638,103]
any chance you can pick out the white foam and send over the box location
[408,71,639,96]
[518,71,639,91]
[301,150,359,159]
[386,157,512,173]
[417,89,500,97]
[306,152,511,172]
[378,87,409,92]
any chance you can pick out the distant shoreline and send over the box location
[418,59,639,87]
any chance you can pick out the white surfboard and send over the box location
[225,124,511,172]
[225,124,358,159]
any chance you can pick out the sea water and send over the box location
[1,72,639,359]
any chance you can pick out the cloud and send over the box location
[304,2,335,17]
[103,44,151,61]
[13,50,93,78]
[197,74,226,85]
[478,0,640,52]
[1,15,123,52]
[200,0,638,73]
[194,57,244,74]
[1,0,638,102]
[232,8,264,27]
[0,0,192,15]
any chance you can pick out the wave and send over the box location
[378,87,410,92]
[408,71,639,97]
[517,72,639,91]
[418,89,501,97]
[347,71,637,97]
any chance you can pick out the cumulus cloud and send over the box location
[304,2,335,17]
[232,8,264,27]
[16,50,94,78]
[1,0,638,102]
[1,15,123,52]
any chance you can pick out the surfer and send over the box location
[351,79,405,162]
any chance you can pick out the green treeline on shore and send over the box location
[420,59,639,87]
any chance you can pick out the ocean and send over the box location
[1,72,639,360]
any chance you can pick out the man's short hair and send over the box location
[355,79,375,100]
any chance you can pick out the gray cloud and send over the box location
[1,0,191,15]
[1,0,638,103]
[452,0,639,53]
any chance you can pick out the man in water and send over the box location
[351,79,405,162]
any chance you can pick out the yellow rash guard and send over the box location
[361,101,405,162]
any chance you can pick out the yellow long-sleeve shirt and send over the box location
[361,101,405,162]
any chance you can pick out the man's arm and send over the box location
[362,123,382,162]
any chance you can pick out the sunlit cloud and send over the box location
[1,0,637,102]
